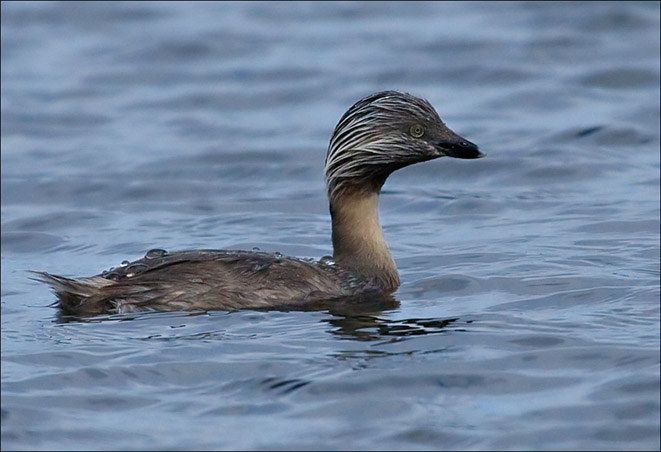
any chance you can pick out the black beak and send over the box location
[439,132,485,159]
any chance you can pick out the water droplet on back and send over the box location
[102,268,121,281]
[125,263,149,278]
[320,256,336,266]
[121,260,130,267]
[145,249,168,259]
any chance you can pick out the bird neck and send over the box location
[330,187,400,290]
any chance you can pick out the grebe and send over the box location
[33,91,484,316]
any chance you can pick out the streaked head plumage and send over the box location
[325,91,482,201]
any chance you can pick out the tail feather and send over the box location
[29,271,114,316]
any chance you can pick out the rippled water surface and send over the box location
[2,2,659,450]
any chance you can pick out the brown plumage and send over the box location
[33,91,484,316]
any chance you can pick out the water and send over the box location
[1,2,659,450]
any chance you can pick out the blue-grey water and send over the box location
[1,2,659,450]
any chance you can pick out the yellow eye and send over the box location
[410,124,425,138]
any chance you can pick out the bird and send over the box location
[32,90,484,316]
